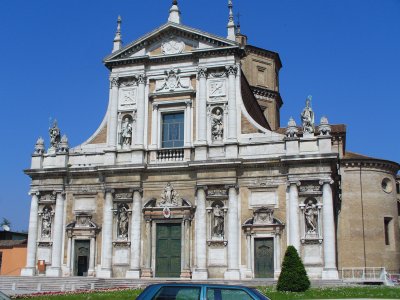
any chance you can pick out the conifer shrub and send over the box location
[276,245,310,292]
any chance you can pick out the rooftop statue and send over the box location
[301,95,315,135]
[48,120,61,152]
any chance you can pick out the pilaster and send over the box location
[126,188,143,279]
[224,184,240,280]
[98,189,114,278]
[192,185,208,280]
[46,191,65,277]
[320,179,339,279]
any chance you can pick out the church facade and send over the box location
[21,1,400,280]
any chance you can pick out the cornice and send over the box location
[340,158,399,174]
[251,86,283,107]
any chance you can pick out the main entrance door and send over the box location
[254,238,274,278]
[74,240,90,276]
[156,223,181,277]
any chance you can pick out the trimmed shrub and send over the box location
[276,245,310,292]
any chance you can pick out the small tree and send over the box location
[277,245,310,292]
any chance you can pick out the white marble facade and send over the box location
[21,1,347,280]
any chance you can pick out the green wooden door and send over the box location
[156,223,181,277]
[254,238,274,278]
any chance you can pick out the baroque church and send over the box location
[21,1,399,280]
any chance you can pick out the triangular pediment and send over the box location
[104,22,238,62]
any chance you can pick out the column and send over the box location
[21,192,39,276]
[141,218,153,278]
[108,76,119,147]
[47,192,65,277]
[321,179,339,279]
[180,218,191,278]
[226,65,237,141]
[288,181,300,251]
[151,103,159,148]
[135,74,146,147]
[65,235,72,275]
[192,186,208,280]
[224,185,240,279]
[88,238,95,276]
[275,233,282,278]
[98,189,113,278]
[197,68,207,143]
[126,189,142,278]
[246,233,252,271]
[184,101,192,147]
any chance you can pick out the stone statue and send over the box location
[304,200,318,233]
[318,116,331,136]
[160,182,180,207]
[34,137,45,154]
[59,134,69,153]
[41,206,52,238]
[117,204,129,239]
[121,118,133,146]
[212,204,224,237]
[286,117,298,138]
[211,108,223,140]
[49,120,61,149]
[301,96,315,135]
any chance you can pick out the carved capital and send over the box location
[105,188,115,195]
[110,76,120,88]
[286,180,301,187]
[152,103,159,111]
[185,100,192,107]
[197,67,208,79]
[225,65,238,77]
[29,190,40,197]
[319,179,334,186]
[195,185,208,192]
[136,74,146,85]
[132,187,143,196]
[225,184,239,193]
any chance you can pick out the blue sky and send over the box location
[0,0,399,231]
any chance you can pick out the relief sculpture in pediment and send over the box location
[161,37,185,55]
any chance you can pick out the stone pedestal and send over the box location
[322,268,339,280]
[194,145,207,161]
[192,269,208,280]
[141,268,153,278]
[126,270,141,279]
[21,268,36,277]
[224,269,240,280]
[46,267,62,277]
[97,269,112,278]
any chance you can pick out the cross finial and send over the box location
[113,15,122,52]
[227,0,236,40]
[169,0,181,23]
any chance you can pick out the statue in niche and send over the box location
[160,182,180,207]
[300,95,315,134]
[117,204,129,239]
[49,120,61,149]
[211,108,223,140]
[41,206,52,238]
[212,204,224,237]
[120,117,133,147]
[304,199,318,234]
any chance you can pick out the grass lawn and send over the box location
[259,286,400,299]
[12,286,400,299]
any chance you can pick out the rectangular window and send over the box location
[384,217,392,245]
[0,251,2,274]
[162,112,184,148]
